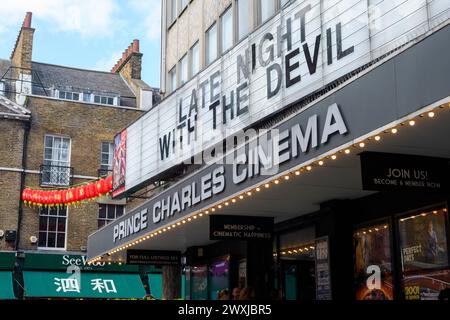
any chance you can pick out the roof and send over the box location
[31,62,138,108]
[0,94,31,120]
[0,59,11,77]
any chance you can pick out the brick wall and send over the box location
[0,119,26,250]
[18,96,143,251]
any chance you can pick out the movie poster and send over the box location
[398,209,448,271]
[354,222,394,300]
[112,129,127,198]
[402,269,450,300]
[399,208,449,300]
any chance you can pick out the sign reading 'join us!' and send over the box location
[360,152,450,192]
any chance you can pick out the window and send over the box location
[58,90,80,101]
[221,7,233,53]
[237,0,250,40]
[38,206,67,249]
[168,0,177,24]
[259,0,275,24]
[94,95,115,106]
[43,135,71,186]
[354,221,394,300]
[180,54,188,85]
[206,23,218,65]
[179,0,189,13]
[398,207,449,300]
[280,0,291,8]
[98,204,125,228]
[83,92,91,102]
[101,142,114,172]
[190,42,200,76]
[168,67,177,93]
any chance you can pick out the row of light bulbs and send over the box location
[399,209,447,222]
[355,225,389,237]
[273,245,316,257]
[88,102,449,264]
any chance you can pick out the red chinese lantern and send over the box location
[78,185,87,202]
[61,189,68,205]
[89,182,98,199]
[73,187,80,203]
[54,190,62,207]
[31,190,39,206]
[22,188,29,205]
[66,188,74,205]
[36,190,43,207]
[42,190,49,207]
[105,176,113,194]
[47,190,53,207]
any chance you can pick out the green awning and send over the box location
[23,271,146,299]
[148,273,162,299]
[0,272,16,300]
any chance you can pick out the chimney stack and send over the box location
[10,12,35,73]
[111,39,142,80]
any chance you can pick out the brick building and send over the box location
[0,12,159,255]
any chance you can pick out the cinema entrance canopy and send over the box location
[87,22,450,263]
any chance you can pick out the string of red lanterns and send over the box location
[21,175,113,208]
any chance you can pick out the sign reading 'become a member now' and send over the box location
[209,215,274,241]
[360,152,450,192]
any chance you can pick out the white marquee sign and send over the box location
[116,0,449,196]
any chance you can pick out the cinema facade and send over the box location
[88,1,450,300]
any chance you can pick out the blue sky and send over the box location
[0,0,161,88]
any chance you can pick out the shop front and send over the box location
[0,252,17,300]
[20,253,147,300]
[87,2,450,301]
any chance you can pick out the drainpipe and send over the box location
[15,119,31,251]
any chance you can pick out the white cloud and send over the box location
[129,0,161,41]
[0,0,119,37]
[92,50,122,72]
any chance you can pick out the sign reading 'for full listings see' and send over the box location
[360,152,450,192]
[126,250,181,266]
[209,215,274,241]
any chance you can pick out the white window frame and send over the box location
[190,41,200,77]
[168,0,178,26]
[56,90,82,102]
[179,54,189,85]
[38,206,69,251]
[179,0,189,15]
[100,142,114,171]
[237,0,251,41]
[93,95,118,106]
[220,6,234,54]
[168,66,177,93]
[43,134,72,186]
[205,22,218,66]
[258,0,276,25]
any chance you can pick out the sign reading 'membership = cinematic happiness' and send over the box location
[209,215,274,241]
